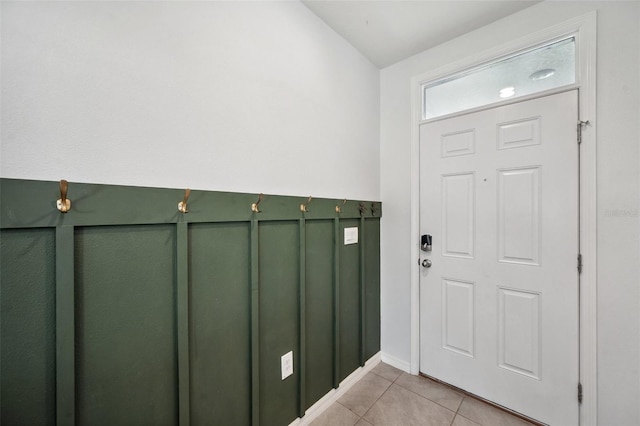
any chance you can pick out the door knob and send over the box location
[421,259,432,268]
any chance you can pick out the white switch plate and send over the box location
[281,351,293,380]
[344,227,358,245]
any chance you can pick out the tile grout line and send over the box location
[371,367,484,426]
[390,373,461,417]
[419,373,540,426]
[334,401,362,424]
[449,396,467,426]
[318,366,479,426]
[357,368,402,425]
[447,397,488,426]
[455,410,486,426]
[326,365,531,426]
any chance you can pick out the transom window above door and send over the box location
[422,37,576,120]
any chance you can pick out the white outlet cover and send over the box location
[344,227,358,245]
[281,351,293,380]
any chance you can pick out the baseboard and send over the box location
[380,352,411,373]
[289,352,382,426]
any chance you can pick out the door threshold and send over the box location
[418,372,547,426]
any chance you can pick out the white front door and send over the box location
[419,90,579,425]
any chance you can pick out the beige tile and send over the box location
[395,373,464,411]
[363,383,455,426]
[371,362,403,382]
[310,402,360,426]
[355,419,374,426]
[452,414,482,426]
[338,372,392,416]
[458,397,536,426]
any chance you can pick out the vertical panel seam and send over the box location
[298,219,306,418]
[360,218,366,367]
[333,218,340,388]
[176,222,190,426]
[56,225,75,426]
[250,219,260,426]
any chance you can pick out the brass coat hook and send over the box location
[300,196,313,213]
[56,179,72,213]
[178,188,191,213]
[359,202,367,217]
[336,199,347,213]
[251,193,264,213]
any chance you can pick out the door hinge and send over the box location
[578,382,583,404]
[577,120,590,144]
[577,253,583,274]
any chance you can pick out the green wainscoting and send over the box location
[304,220,334,410]
[75,225,178,425]
[0,178,381,426]
[189,223,251,426]
[338,219,362,382]
[364,218,381,360]
[1,228,56,425]
[258,221,300,426]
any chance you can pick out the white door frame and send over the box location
[409,12,597,425]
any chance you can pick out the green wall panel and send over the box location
[304,220,334,409]
[1,229,56,425]
[338,219,361,382]
[74,225,177,425]
[364,219,381,360]
[0,178,382,229]
[259,221,299,426]
[189,223,251,426]
[1,179,382,426]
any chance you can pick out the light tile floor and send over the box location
[311,362,536,426]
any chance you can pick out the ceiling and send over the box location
[302,1,541,68]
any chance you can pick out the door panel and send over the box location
[497,167,540,265]
[420,91,579,425]
[497,117,541,150]
[442,173,475,258]
[497,287,541,379]
[442,278,475,357]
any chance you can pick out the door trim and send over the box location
[409,12,597,425]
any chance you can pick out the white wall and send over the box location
[1,1,380,201]
[380,1,640,424]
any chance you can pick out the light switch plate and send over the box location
[281,351,293,380]
[344,227,358,245]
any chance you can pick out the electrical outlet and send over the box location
[281,351,293,380]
